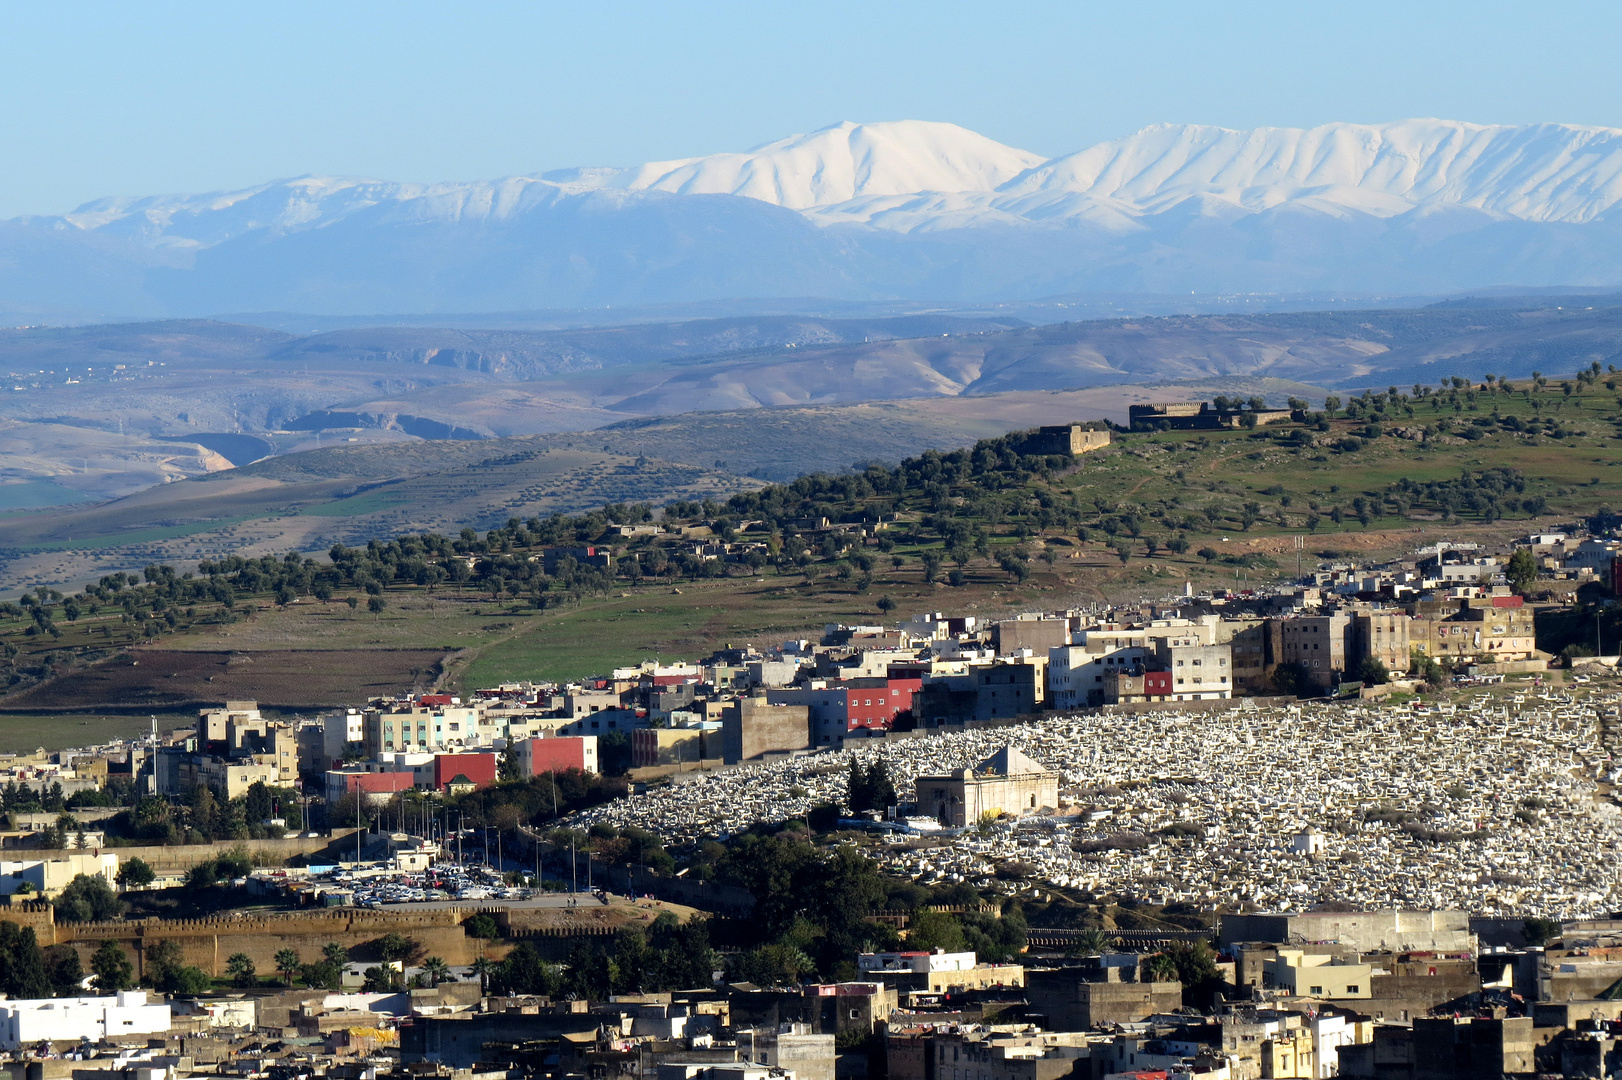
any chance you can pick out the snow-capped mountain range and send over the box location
[13,119,1622,317]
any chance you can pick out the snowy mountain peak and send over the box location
[995,119,1622,223]
[18,118,1622,317]
[603,119,1046,209]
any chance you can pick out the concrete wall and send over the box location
[993,621,1069,657]
[722,699,809,764]
[1219,909,1472,953]
[1412,1016,1535,1076]
[1331,970,1480,1023]
[1097,695,1295,716]
[1019,426,1111,456]
[1024,969,1181,1029]
[750,1031,836,1080]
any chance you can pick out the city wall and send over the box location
[37,831,363,873]
[51,906,482,977]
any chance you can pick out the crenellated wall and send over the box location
[53,906,481,977]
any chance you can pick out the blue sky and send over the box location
[1,0,1618,217]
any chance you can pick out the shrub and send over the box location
[55,874,124,923]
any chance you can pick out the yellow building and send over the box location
[1410,597,1537,663]
[1264,949,1373,999]
[1261,1024,1317,1080]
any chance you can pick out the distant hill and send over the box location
[0,300,1619,510]
[317,303,1622,438]
[262,313,1029,380]
[0,440,759,596]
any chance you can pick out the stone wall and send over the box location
[81,831,362,873]
[0,900,56,938]
[54,906,481,976]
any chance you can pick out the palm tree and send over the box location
[1066,928,1112,956]
[274,948,300,987]
[470,956,496,995]
[422,956,452,988]
[1143,953,1179,984]
[226,953,256,989]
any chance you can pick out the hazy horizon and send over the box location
[2,0,1620,218]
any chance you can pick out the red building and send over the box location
[1144,671,1173,696]
[432,752,498,791]
[767,676,922,744]
[515,736,599,776]
[325,770,414,803]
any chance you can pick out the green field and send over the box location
[459,581,878,686]
[0,481,96,512]
[0,712,179,753]
[300,488,412,517]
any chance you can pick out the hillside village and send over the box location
[5,391,1622,1078]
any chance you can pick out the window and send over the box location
[1309,985,1323,995]
[1346,985,1359,993]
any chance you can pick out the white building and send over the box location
[0,852,119,897]
[1564,539,1622,574]
[0,991,170,1049]
[1435,558,1505,585]
[857,950,977,974]
[1048,644,1147,710]
[1154,634,1233,700]
[320,709,365,768]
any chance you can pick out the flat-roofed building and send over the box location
[0,991,169,1049]
[1264,950,1374,999]
[1351,610,1412,676]
[1277,614,1351,689]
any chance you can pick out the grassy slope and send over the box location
[0,374,1616,736]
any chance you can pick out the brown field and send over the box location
[0,647,450,713]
